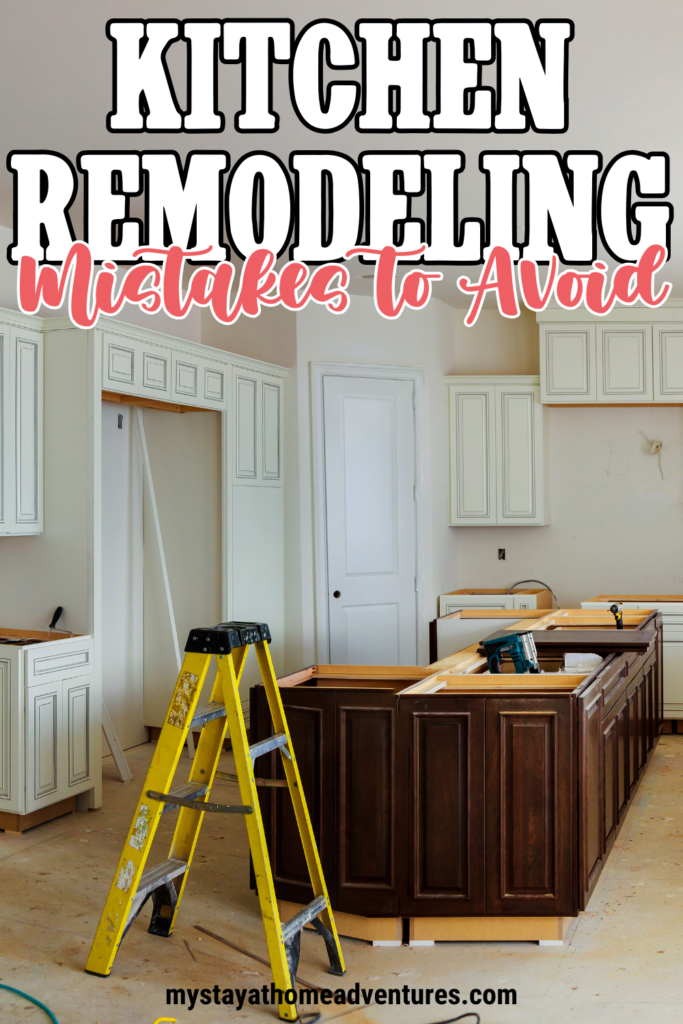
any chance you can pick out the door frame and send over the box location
[310,361,425,665]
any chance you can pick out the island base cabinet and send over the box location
[252,627,661,921]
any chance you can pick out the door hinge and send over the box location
[413,484,417,502]
[412,391,416,410]
[414,576,418,592]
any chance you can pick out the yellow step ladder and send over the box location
[85,621,345,1019]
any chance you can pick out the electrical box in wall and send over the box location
[446,375,548,526]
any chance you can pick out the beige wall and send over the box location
[0,328,93,635]
[141,407,222,726]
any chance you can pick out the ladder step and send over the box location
[138,858,188,899]
[281,895,328,943]
[123,858,188,933]
[249,733,289,762]
[160,783,208,815]
[191,702,227,729]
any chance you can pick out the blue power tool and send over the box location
[481,629,541,674]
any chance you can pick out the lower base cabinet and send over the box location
[252,618,662,919]
[0,633,96,820]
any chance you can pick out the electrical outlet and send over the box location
[498,548,506,560]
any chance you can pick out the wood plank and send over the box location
[409,916,572,942]
[0,796,76,833]
[102,390,203,414]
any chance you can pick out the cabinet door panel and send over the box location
[337,696,398,915]
[495,384,546,525]
[253,686,336,907]
[0,658,11,804]
[236,377,257,478]
[449,387,495,524]
[597,326,653,402]
[27,682,62,810]
[67,682,90,786]
[485,699,575,916]
[541,327,596,402]
[398,698,485,916]
[13,332,42,526]
[654,326,683,399]
[498,390,535,519]
[262,383,281,479]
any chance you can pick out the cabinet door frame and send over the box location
[596,324,653,403]
[653,324,683,400]
[25,678,64,814]
[540,325,596,404]
[397,696,486,916]
[494,383,547,525]
[448,384,496,526]
[485,697,577,917]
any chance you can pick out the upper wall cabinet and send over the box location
[446,376,548,527]
[102,328,227,410]
[0,321,43,535]
[234,370,282,484]
[538,306,683,405]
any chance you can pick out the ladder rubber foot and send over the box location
[84,970,110,978]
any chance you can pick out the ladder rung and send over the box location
[281,895,328,943]
[191,702,226,729]
[249,733,289,762]
[160,783,208,815]
[215,770,291,789]
[138,858,188,899]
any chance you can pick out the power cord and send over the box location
[0,984,59,1023]
[507,578,560,608]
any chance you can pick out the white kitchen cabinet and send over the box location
[0,631,95,821]
[446,376,548,526]
[438,588,551,617]
[581,597,683,718]
[0,322,43,535]
[537,306,683,405]
[102,327,227,411]
[540,325,596,403]
[653,325,683,399]
[596,325,653,402]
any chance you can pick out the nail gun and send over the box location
[481,629,541,674]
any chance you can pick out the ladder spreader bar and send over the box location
[148,790,253,815]
[160,783,208,814]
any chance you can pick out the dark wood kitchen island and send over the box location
[251,609,663,943]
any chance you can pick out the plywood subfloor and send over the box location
[3,739,683,1022]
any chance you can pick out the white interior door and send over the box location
[101,403,145,750]
[323,374,417,665]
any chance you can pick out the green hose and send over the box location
[0,983,59,1023]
